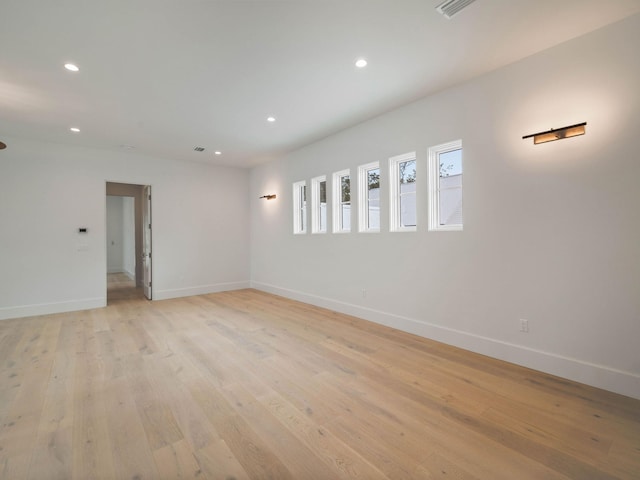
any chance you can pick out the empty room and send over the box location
[1,1,639,479]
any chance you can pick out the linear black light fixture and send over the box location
[259,194,277,200]
[523,122,587,145]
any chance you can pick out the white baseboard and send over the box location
[0,297,106,321]
[250,281,640,400]
[107,267,135,278]
[154,281,250,301]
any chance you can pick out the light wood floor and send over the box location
[0,289,638,479]
[107,272,145,303]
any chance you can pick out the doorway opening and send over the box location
[106,182,152,303]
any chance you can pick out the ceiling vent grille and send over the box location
[436,0,477,19]
[193,146,205,152]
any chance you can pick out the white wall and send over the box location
[106,195,136,277]
[250,14,640,399]
[106,196,125,273]
[0,139,250,318]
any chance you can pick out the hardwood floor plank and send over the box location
[193,439,251,480]
[70,356,115,480]
[0,288,638,479]
[604,438,640,479]
[481,405,612,464]
[101,373,160,480]
[189,380,295,480]
[0,319,61,478]
[223,382,372,480]
[152,439,203,480]
[26,349,76,480]
[259,389,402,479]
[441,405,620,480]
[321,372,569,480]
[416,451,481,479]
[151,354,221,451]
[0,322,32,426]
[129,359,184,451]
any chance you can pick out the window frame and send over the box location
[428,139,463,232]
[357,161,380,233]
[292,180,307,234]
[389,151,417,233]
[311,175,327,234]
[332,169,351,233]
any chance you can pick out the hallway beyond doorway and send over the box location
[107,272,144,303]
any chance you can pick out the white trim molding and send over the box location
[0,297,106,321]
[154,281,250,300]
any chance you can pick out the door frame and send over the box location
[105,181,152,301]
[142,185,152,300]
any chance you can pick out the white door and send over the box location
[142,185,152,300]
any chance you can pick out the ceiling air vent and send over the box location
[436,0,477,19]
[193,146,205,152]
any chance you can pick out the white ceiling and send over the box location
[1,0,639,167]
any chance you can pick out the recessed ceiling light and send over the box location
[70,127,80,133]
[355,58,368,68]
[214,151,222,155]
[64,63,79,72]
[267,116,276,123]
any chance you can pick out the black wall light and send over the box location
[259,194,277,200]
[523,122,586,145]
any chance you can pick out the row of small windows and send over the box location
[293,140,463,235]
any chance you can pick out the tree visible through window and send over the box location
[367,168,380,229]
[332,169,351,232]
[358,162,380,232]
[311,176,327,233]
[390,152,417,232]
[429,140,463,231]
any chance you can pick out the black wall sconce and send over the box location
[259,194,277,200]
[523,122,586,145]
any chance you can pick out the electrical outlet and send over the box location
[362,288,367,298]
[519,319,529,333]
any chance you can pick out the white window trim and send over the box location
[428,139,463,232]
[389,151,417,233]
[292,180,307,234]
[357,161,380,233]
[311,175,327,234]
[332,169,351,233]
